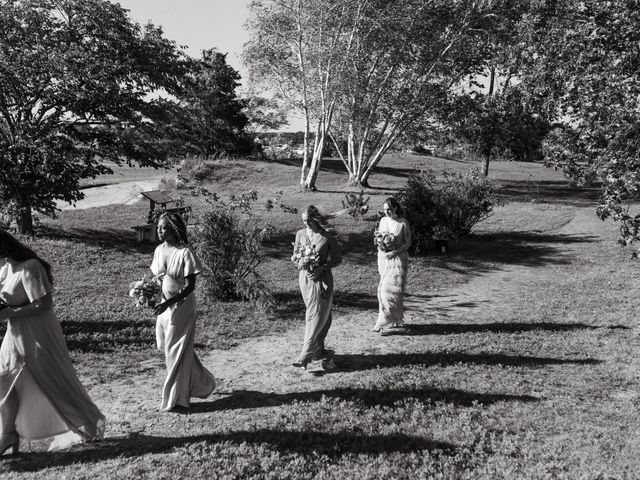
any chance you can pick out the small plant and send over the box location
[177,155,218,185]
[342,190,370,220]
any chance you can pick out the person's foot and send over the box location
[167,405,190,414]
[292,361,307,370]
[306,359,325,374]
[371,326,382,332]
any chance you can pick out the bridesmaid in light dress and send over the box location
[0,230,105,456]
[151,212,215,411]
[373,197,411,335]
[292,205,342,372]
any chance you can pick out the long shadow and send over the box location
[331,352,600,373]
[38,225,155,254]
[4,431,455,472]
[188,386,539,414]
[61,320,155,353]
[497,180,601,206]
[397,322,598,336]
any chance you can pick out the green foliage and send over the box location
[341,190,370,220]
[177,156,219,185]
[0,0,188,233]
[518,0,640,245]
[167,49,251,158]
[399,169,498,253]
[191,189,275,310]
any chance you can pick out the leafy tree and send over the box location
[167,49,250,158]
[519,0,640,245]
[0,0,187,233]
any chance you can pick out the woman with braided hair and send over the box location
[292,205,343,372]
[151,212,215,411]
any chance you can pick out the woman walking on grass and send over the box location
[373,197,411,335]
[0,230,105,455]
[292,206,342,372]
[151,212,215,411]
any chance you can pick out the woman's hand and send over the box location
[385,250,398,259]
[152,301,170,316]
[308,264,326,281]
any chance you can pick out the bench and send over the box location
[132,190,193,243]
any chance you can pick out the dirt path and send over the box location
[90,205,612,428]
[56,179,164,211]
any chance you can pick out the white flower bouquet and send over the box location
[291,243,321,272]
[374,230,395,252]
[128,275,162,308]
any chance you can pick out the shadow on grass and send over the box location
[61,320,155,353]
[188,386,538,414]
[272,290,379,317]
[394,322,598,336]
[497,180,601,206]
[4,431,455,472]
[329,351,600,373]
[38,225,155,254]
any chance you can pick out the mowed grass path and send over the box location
[1,155,638,479]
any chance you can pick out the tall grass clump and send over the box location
[177,155,218,185]
[399,168,498,253]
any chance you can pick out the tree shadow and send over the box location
[4,430,456,472]
[394,322,599,336]
[497,180,601,206]
[328,352,600,373]
[187,386,539,414]
[61,320,155,353]
[38,225,155,254]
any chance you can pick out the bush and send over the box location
[341,190,370,220]
[177,156,218,185]
[191,190,275,311]
[398,168,498,253]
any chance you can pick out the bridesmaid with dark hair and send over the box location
[0,230,105,455]
[373,197,411,334]
[151,212,215,411]
[292,205,343,372]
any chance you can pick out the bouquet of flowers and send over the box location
[291,243,321,272]
[374,230,395,252]
[128,275,162,308]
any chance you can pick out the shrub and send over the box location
[398,168,498,253]
[190,189,280,311]
[342,190,370,220]
[177,156,218,185]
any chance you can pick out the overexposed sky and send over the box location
[110,0,303,131]
[112,0,250,77]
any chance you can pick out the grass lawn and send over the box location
[1,154,638,479]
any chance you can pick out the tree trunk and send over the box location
[15,196,33,234]
[300,109,311,186]
[482,152,490,177]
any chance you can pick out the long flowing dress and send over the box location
[151,243,215,410]
[0,258,105,447]
[375,216,410,329]
[294,229,342,365]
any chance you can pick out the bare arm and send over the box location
[152,274,197,316]
[0,293,53,321]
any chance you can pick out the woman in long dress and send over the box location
[373,197,411,334]
[151,212,215,411]
[292,206,342,372]
[0,230,105,455]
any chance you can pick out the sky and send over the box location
[111,0,251,79]
[110,0,304,131]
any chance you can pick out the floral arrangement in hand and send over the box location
[291,243,321,272]
[374,230,396,252]
[128,275,162,308]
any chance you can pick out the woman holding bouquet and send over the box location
[151,212,215,411]
[373,197,411,334]
[292,205,342,371]
[0,230,105,455]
